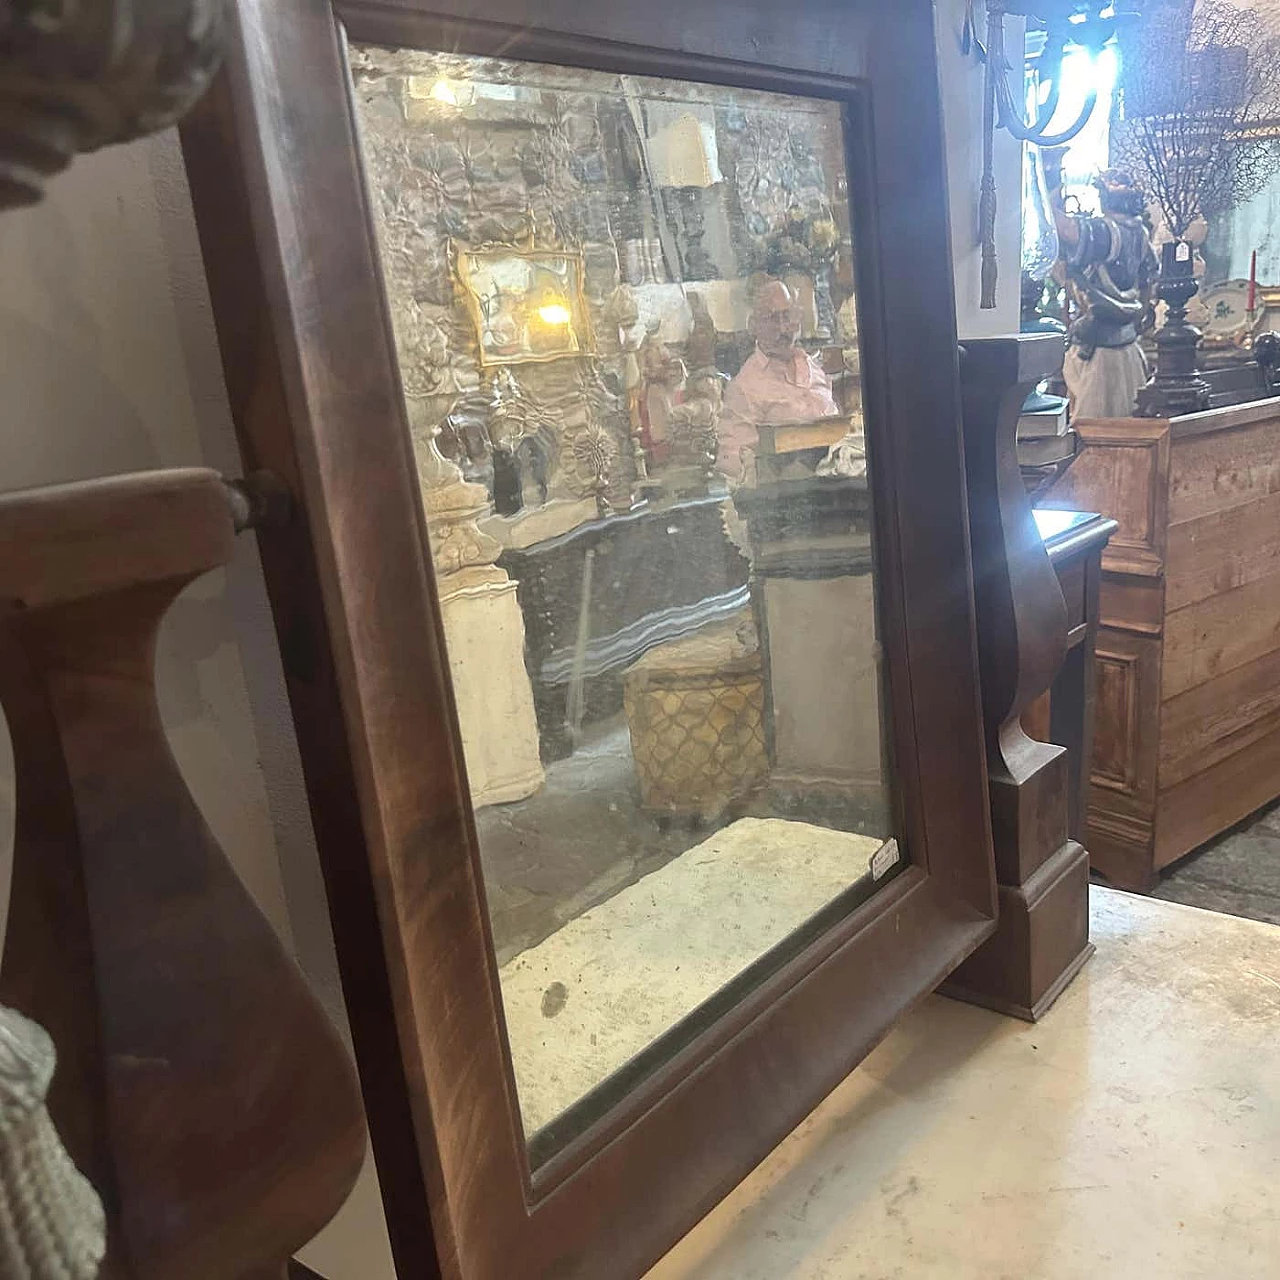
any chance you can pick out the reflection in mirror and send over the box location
[351,47,900,1159]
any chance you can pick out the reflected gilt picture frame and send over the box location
[1254,284,1280,335]
[453,243,593,367]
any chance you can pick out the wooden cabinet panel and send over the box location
[1099,572,1164,636]
[1081,628,1162,890]
[1168,404,1280,524]
[1092,654,1138,793]
[1157,719,1280,869]
[1091,629,1160,805]
[1042,399,1280,890]
[1166,490,1280,613]
[1162,569,1280,699]
[1041,419,1168,578]
[1160,646,1280,789]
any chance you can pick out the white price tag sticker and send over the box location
[870,838,901,880]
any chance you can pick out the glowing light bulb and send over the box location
[429,79,458,106]
[538,302,572,325]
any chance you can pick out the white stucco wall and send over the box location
[0,129,396,1280]
[937,0,1025,337]
[0,15,1022,1275]
[0,133,296,947]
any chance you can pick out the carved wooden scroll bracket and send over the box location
[943,335,1093,1021]
[0,469,364,1279]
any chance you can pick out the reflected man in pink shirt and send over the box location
[717,279,839,479]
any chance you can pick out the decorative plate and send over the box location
[1199,279,1254,340]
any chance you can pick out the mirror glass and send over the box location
[351,45,902,1161]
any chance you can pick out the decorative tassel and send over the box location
[979,2,1000,309]
[0,1008,106,1280]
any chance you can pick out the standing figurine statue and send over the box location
[1049,161,1159,419]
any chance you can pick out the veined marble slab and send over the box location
[647,886,1280,1279]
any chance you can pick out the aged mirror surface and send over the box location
[350,45,900,1159]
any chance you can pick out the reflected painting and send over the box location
[351,46,898,1160]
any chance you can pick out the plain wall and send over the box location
[0,129,396,1280]
[937,0,1024,339]
[0,16,1021,1275]
[0,133,297,947]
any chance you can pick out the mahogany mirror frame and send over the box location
[181,1,998,1276]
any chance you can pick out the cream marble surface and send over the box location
[647,886,1280,1280]
[498,817,887,1135]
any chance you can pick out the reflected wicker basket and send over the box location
[623,615,767,821]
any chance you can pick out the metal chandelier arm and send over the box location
[976,0,1119,306]
[996,72,1098,144]
[1025,28,1066,132]
[989,13,1098,146]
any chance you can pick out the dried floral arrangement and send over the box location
[1111,0,1280,238]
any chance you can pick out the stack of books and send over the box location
[1016,389,1074,469]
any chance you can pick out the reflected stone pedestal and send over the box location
[734,476,886,832]
[438,565,545,807]
[424,476,544,808]
[761,573,881,803]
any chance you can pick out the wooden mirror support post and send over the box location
[0,470,366,1278]
[943,335,1094,1020]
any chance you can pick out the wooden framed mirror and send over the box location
[182,0,998,1276]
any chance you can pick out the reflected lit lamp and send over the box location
[537,300,573,326]
[965,0,1144,307]
[405,74,476,113]
[527,286,579,356]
